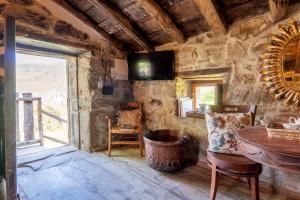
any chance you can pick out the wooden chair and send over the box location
[206,105,262,200]
[106,101,143,157]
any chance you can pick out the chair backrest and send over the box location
[210,104,257,126]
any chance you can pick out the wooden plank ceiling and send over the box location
[45,0,294,52]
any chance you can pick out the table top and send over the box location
[237,126,300,157]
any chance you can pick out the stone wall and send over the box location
[71,43,132,152]
[133,4,300,194]
[77,53,93,151]
[87,49,133,152]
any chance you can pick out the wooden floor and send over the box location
[17,146,288,200]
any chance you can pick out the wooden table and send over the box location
[236,126,300,174]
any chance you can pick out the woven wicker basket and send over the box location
[267,127,300,141]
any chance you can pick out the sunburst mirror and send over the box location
[260,19,300,106]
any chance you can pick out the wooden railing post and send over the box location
[37,98,44,146]
[16,96,45,147]
[22,93,34,141]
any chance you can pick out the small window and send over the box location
[195,86,216,105]
[192,81,222,110]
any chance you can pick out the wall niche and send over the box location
[175,67,230,118]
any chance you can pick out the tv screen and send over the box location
[128,51,175,80]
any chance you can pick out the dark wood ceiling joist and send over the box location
[268,0,289,22]
[217,0,250,9]
[89,0,153,52]
[153,0,210,38]
[0,20,93,50]
[16,43,80,56]
[222,0,268,24]
[19,0,292,53]
[193,0,227,34]
[134,0,185,44]
[18,30,93,50]
[38,0,125,50]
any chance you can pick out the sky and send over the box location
[16,53,67,65]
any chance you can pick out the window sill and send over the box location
[186,111,205,119]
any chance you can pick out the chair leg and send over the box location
[210,163,219,200]
[250,176,260,200]
[139,132,143,157]
[108,131,112,156]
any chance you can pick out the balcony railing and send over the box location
[16,93,68,147]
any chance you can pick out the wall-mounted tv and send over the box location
[128,51,175,80]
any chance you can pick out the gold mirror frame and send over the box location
[260,19,300,106]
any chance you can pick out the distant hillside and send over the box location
[16,62,68,118]
[16,62,67,93]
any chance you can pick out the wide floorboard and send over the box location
[17,146,287,200]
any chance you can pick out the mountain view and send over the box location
[16,53,68,144]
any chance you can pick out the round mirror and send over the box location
[283,35,300,91]
[260,20,300,106]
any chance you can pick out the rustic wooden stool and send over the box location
[207,151,262,200]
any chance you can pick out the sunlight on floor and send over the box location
[17,138,66,157]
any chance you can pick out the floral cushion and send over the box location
[205,112,252,155]
[117,109,141,129]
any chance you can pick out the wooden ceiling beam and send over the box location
[134,0,185,44]
[17,30,93,50]
[89,0,153,52]
[268,0,289,22]
[36,0,125,50]
[16,43,79,56]
[0,19,93,50]
[193,0,227,34]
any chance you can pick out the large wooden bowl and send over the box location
[143,130,186,172]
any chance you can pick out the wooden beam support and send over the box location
[268,0,289,23]
[4,15,17,200]
[16,43,80,57]
[134,0,185,44]
[176,67,230,78]
[18,31,93,51]
[193,0,227,34]
[89,0,153,52]
[0,21,94,50]
[23,93,34,142]
[45,0,125,50]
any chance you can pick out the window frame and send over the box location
[192,80,222,110]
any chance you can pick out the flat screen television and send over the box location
[128,51,175,80]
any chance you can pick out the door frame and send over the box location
[2,16,83,199]
[3,15,17,200]
[15,51,80,149]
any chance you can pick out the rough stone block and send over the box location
[227,41,246,58]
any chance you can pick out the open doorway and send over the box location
[16,53,69,156]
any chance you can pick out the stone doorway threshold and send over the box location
[17,147,287,200]
[17,138,67,157]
